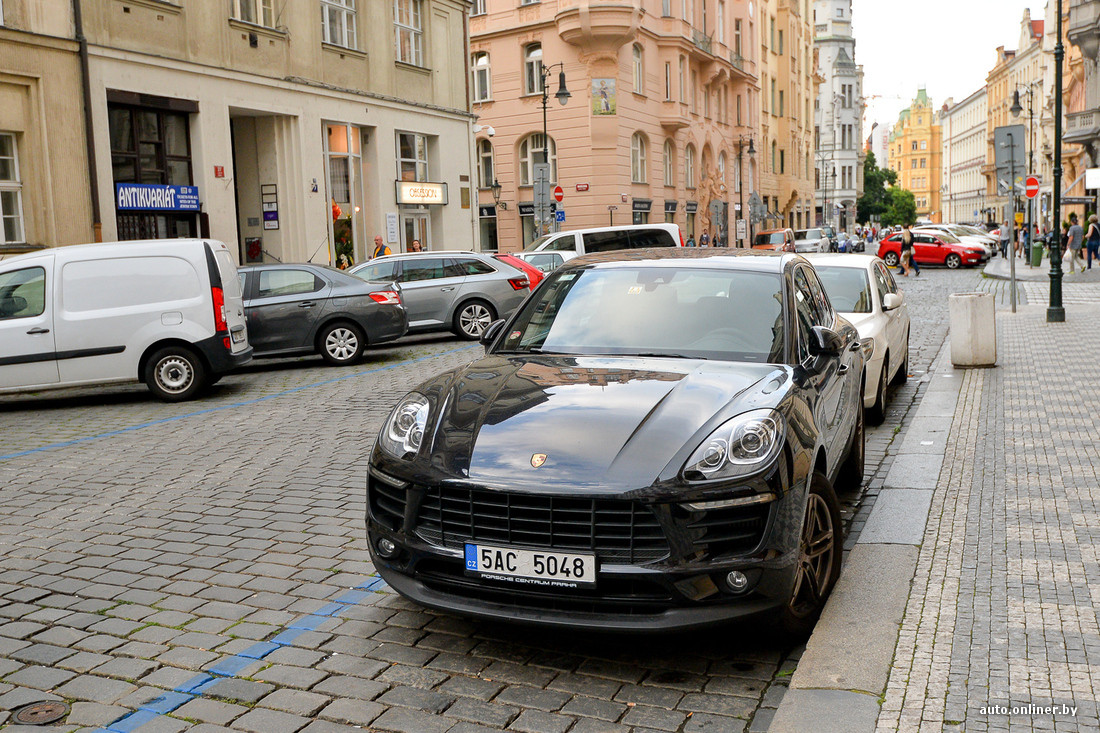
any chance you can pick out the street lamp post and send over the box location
[537,62,570,237]
[1048,0,1066,322]
[1011,82,1037,263]
[737,135,755,247]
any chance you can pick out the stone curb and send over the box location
[768,344,965,733]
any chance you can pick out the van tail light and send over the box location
[679,229,686,247]
[369,290,401,305]
[508,276,530,291]
[211,286,228,333]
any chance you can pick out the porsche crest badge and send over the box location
[531,453,547,468]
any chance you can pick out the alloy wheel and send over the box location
[325,327,360,362]
[789,493,837,618]
[946,254,961,269]
[459,303,492,337]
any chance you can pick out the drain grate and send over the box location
[12,701,69,725]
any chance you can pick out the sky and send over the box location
[852,1,1048,132]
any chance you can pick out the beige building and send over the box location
[469,0,759,250]
[757,0,816,231]
[887,89,942,222]
[940,88,988,224]
[79,0,475,265]
[0,0,94,254]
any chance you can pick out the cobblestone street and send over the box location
[0,267,981,733]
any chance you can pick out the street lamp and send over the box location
[1049,0,1066,322]
[1011,82,1038,261]
[490,178,506,210]
[536,62,570,237]
[737,135,755,247]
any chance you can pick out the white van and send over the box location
[516,223,684,272]
[0,239,251,401]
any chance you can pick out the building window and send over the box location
[678,57,686,102]
[471,52,491,101]
[394,0,423,66]
[779,90,784,117]
[524,44,543,95]
[737,94,742,125]
[321,0,357,49]
[631,133,647,183]
[685,145,696,188]
[771,141,777,172]
[662,0,672,17]
[664,140,675,186]
[520,0,539,4]
[778,29,784,55]
[664,62,672,100]
[234,0,274,27]
[911,141,918,151]
[920,139,927,150]
[770,79,776,115]
[718,151,727,183]
[471,0,485,15]
[717,1,725,44]
[920,158,926,168]
[691,71,698,112]
[0,134,24,244]
[632,44,644,94]
[397,132,428,182]
[477,139,493,189]
[734,19,742,57]
[519,134,557,185]
[780,149,785,175]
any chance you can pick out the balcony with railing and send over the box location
[692,29,712,54]
[1069,0,1100,58]
[1065,108,1100,145]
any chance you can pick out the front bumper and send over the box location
[365,461,804,631]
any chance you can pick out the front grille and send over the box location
[369,477,407,531]
[682,503,771,557]
[415,486,670,565]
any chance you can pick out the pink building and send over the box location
[470,0,759,251]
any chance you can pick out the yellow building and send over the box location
[757,0,817,230]
[887,89,943,223]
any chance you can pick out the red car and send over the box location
[877,231,987,269]
[492,253,544,290]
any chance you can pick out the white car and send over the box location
[515,223,684,272]
[794,227,831,254]
[805,254,911,424]
[916,225,994,259]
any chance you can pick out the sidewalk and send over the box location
[983,252,1100,282]
[772,294,1100,732]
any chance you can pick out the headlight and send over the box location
[860,337,875,360]
[379,393,429,458]
[683,409,786,481]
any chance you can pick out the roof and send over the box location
[803,253,881,269]
[564,247,793,274]
[1031,20,1044,39]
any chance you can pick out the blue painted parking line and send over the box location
[0,344,479,463]
[95,575,393,732]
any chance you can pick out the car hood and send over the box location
[425,355,787,491]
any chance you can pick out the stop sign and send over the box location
[1025,176,1040,199]
[553,185,564,203]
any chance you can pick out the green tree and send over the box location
[881,187,917,227]
[856,152,898,224]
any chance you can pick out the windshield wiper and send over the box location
[628,352,706,360]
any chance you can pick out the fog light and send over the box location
[376,538,397,558]
[726,570,749,592]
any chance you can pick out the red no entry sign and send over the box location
[553,185,564,203]
[1025,176,1040,199]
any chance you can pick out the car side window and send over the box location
[584,230,631,253]
[791,268,818,363]
[530,253,563,272]
[915,234,935,244]
[880,263,899,293]
[0,267,46,320]
[544,235,576,252]
[802,266,833,326]
[447,257,495,277]
[628,229,676,248]
[257,269,320,298]
[398,258,448,282]
[357,261,397,282]
[238,273,247,296]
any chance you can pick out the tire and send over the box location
[867,356,889,425]
[883,251,899,267]
[318,322,366,366]
[145,346,206,402]
[891,331,909,385]
[837,400,864,490]
[453,300,496,340]
[776,471,843,638]
[945,253,961,269]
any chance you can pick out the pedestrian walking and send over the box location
[699,230,710,247]
[686,235,696,247]
[1067,213,1085,273]
[900,223,920,276]
[372,235,392,259]
[1086,215,1100,269]
[999,221,1010,259]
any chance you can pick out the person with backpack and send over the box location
[1086,214,1100,269]
[372,235,392,259]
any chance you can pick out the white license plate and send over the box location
[464,543,597,588]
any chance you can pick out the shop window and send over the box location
[472,52,491,101]
[0,133,24,245]
[519,134,557,186]
[394,0,423,66]
[322,0,357,50]
[397,132,429,182]
[234,0,274,28]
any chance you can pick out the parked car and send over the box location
[915,225,995,259]
[520,251,567,274]
[491,253,544,290]
[822,225,839,250]
[516,223,683,269]
[794,228,831,254]
[350,251,529,340]
[805,254,910,423]
[752,228,796,251]
[877,231,986,269]
[0,239,250,402]
[366,248,864,635]
[238,264,406,366]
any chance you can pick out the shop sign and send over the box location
[396,181,448,205]
[685,201,698,213]
[632,199,652,213]
[116,183,200,212]
[479,205,497,218]
[518,203,535,216]
[664,200,678,214]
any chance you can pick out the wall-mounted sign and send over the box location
[632,199,652,213]
[214,166,225,178]
[576,183,590,192]
[261,183,279,230]
[685,201,699,213]
[664,200,678,214]
[395,181,448,205]
[116,184,200,212]
[518,203,535,216]
[386,212,399,243]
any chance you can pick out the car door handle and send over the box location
[440,287,455,292]
[298,302,315,308]
[848,342,861,352]
[26,327,50,335]
[838,364,850,374]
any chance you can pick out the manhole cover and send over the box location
[12,701,69,725]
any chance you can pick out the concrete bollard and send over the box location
[948,293,996,367]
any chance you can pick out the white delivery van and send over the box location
[516,223,684,272]
[0,239,251,401]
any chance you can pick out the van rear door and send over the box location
[0,256,59,389]
[206,242,249,354]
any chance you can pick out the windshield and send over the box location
[822,226,836,237]
[495,266,786,363]
[813,267,873,314]
[524,234,554,252]
[936,231,960,244]
[756,232,788,245]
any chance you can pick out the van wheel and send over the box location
[454,300,496,340]
[319,322,365,365]
[145,346,205,402]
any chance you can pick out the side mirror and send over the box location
[480,319,506,347]
[882,293,903,311]
[808,325,844,357]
